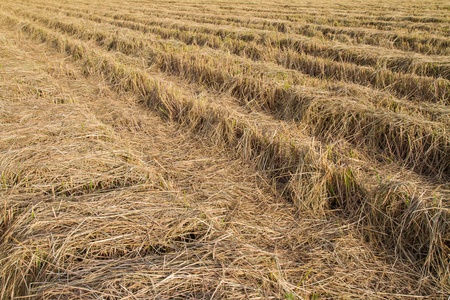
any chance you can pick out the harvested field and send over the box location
[0,0,449,298]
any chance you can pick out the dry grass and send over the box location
[8,10,448,179]
[20,1,450,81]
[0,0,449,298]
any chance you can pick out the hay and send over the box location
[1,0,449,298]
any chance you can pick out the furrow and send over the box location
[14,0,450,80]
[1,12,449,290]
[40,3,450,103]
[7,7,450,180]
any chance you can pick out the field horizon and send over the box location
[0,0,449,298]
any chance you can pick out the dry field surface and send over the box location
[0,0,449,298]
